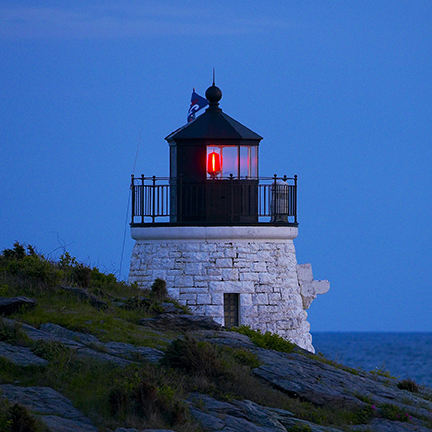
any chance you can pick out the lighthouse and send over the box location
[129,82,329,352]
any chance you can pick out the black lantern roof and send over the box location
[165,84,263,143]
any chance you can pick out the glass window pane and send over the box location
[239,146,258,179]
[240,146,248,178]
[221,146,237,178]
[250,146,258,178]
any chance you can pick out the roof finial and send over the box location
[206,69,222,107]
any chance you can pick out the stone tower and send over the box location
[128,83,329,352]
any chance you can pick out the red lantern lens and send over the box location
[207,151,221,176]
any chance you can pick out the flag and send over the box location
[187,88,208,122]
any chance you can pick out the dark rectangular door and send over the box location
[224,293,239,327]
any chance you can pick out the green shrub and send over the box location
[379,403,411,422]
[288,424,312,432]
[2,243,26,261]
[151,278,168,302]
[1,243,61,290]
[353,405,374,424]
[162,336,228,378]
[397,378,419,393]
[32,341,71,363]
[0,319,30,346]
[72,264,92,288]
[229,348,261,368]
[0,284,9,296]
[108,364,188,429]
[232,325,296,353]
[0,400,12,432]
[370,364,396,379]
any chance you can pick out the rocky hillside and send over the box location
[1,243,432,432]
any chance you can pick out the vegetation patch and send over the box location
[379,403,411,422]
[232,325,296,353]
[0,319,31,346]
[397,378,419,393]
[1,242,430,431]
[0,399,48,432]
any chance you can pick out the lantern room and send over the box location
[165,83,262,223]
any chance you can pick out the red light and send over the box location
[207,151,222,177]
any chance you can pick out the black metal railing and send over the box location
[130,174,297,226]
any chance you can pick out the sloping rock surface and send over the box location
[0,341,47,367]
[140,313,221,331]
[189,393,341,432]
[0,318,164,365]
[0,297,37,315]
[1,315,432,431]
[0,384,98,432]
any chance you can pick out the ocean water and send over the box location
[311,332,432,387]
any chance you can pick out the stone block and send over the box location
[197,294,212,304]
[174,275,194,287]
[215,258,233,268]
[166,269,183,276]
[182,252,209,262]
[258,305,280,314]
[240,272,260,282]
[208,281,225,292]
[221,268,239,281]
[252,262,267,272]
[184,263,204,275]
[205,305,223,317]
[255,285,273,293]
[257,250,271,261]
[201,243,217,252]
[183,243,201,252]
[259,273,276,284]
[179,293,197,301]
[253,293,268,305]
[268,292,282,304]
[223,248,237,258]
[129,259,140,271]
[208,268,223,277]
[194,280,210,288]
[153,270,167,280]
[233,259,248,268]
[191,305,206,315]
[180,286,208,294]
[240,294,253,306]
[211,293,223,304]
[297,263,313,283]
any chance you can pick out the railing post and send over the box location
[140,174,145,224]
[130,174,135,224]
[283,175,288,215]
[151,176,156,223]
[229,173,234,223]
[294,174,298,225]
[272,174,277,220]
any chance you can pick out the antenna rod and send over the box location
[213,68,215,85]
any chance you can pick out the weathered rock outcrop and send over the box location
[140,313,222,331]
[1,315,432,431]
[0,385,98,432]
[1,318,165,365]
[61,286,108,310]
[0,297,37,316]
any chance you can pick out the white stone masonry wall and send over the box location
[129,228,328,352]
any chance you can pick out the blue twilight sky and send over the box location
[1,1,431,332]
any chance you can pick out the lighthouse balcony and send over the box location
[130,174,298,227]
